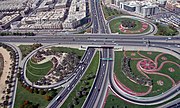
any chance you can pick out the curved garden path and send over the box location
[115,50,179,96]
[137,61,176,87]
[114,74,152,96]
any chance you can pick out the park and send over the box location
[104,50,180,108]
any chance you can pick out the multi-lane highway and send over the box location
[90,0,99,33]
[0,35,179,50]
[1,0,179,107]
[47,47,95,108]
[83,48,112,108]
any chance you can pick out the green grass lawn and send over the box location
[104,94,180,108]
[18,44,42,59]
[145,74,173,97]
[125,51,142,58]
[114,51,149,93]
[14,82,61,108]
[26,60,53,82]
[158,63,180,83]
[109,18,149,34]
[157,53,180,67]
[61,52,99,108]
[155,23,179,36]
[110,18,122,33]
[139,51,161,61]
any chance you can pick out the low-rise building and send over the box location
[0,14,21,29]
[37,0,55,12]
[62,0,89,29]
[54,0,69,9]
[19,8,67,30]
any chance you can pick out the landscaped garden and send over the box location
[61,52,99,108]
[25,47,84,86]
[15,47,85,108]
[114,51,180,97]
[109,18,150,34]
[106,50,180,107]
[155,23,179,36]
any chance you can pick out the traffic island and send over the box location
[24,46,84,86]
[15,46,85,108]
[109,17,151,34]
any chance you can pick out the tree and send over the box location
[40,89,46,95]
[48,89,57,97]
[68,103,74,108]
[6,95,10,100]
[3,100,8,106]
[5,80,9,84]
[34,88,39,94]
[45,95,52,101]
[23,100,29,105]
[72,98,79,105]
[7,89,11,94]
[82,91,87,96]
[76,91,82,98]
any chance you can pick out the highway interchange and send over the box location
[0,0,180,107]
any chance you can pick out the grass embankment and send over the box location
[14,82,61,108]
[155,23,179,36]
[114,51,149,93]
[102,5,123,20]
[18,44,42,59]
[61,52,99,108]
[104,94,180,108]
[26,60,53,82]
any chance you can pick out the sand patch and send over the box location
[0,47,13,103]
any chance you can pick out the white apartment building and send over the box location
[107,0,159,17]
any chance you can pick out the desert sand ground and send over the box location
[0,47,13,103]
